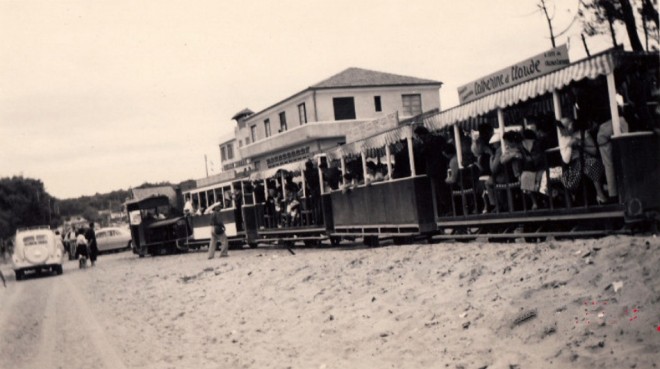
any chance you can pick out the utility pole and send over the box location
[205,154,209,178]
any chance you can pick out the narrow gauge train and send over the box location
[136,49,659,254]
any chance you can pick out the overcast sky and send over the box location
[1,0,618,199]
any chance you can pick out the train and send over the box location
[127,49,660,256]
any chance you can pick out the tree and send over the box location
[539,0,558,47]
[0,176,52,240]
[579,0,656,51]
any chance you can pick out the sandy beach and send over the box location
[1,235,658,369]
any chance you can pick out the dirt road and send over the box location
[0,259,128,369]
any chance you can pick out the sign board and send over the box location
[346,111,399,144]
[457,45,569,104]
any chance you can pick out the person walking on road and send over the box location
[207,206,228,259]
[75,228,90,268]
[84,222,99,267]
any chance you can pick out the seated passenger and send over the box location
[365,161,385,185]
[500,130,524,179]
[285,192,301,226]
[319,161,342,191]
[471,123,495,178]
[445,144,459,185]
[558,117,607,204]
[520,129,545,210]
[183,198,194,216]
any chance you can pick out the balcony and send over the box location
[239,120,366,158]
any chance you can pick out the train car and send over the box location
[324,125,436,246]
[182,178,257,249]
[176,48,658,249]
[417,48,660,240]
[244,158,331,247]
[125,195,192,257]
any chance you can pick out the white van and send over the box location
[12,226,64,280]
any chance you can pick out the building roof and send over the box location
[310,67,442,89]
[244,67,442,121]
[231,108,255,121]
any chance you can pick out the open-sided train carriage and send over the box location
[244,158,331,247]
[324,125,437,246]
[419,48,659,241]
[183,179,257,249]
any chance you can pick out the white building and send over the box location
[220,67,442,174]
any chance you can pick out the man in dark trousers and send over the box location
[84,222,98,267]
[414,126,450,215]
[207,206,228,259]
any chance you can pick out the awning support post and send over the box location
[385,144,393,181]
[453,124,464,169]
[606,72,622,136]
[407,134,416,177]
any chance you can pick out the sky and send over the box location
[0,0,621,199]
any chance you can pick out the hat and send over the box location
[488,131,501,144]
[488,126,522,144]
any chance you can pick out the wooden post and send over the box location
[453,124,464,169]
[497,109,506,154]
[385,144,393,181]
[361,150,367,184]
[301,166,307,198]
[340,156,347,187]
[407,134,416,177]
[606,72,622,136]
[553,89,572,209]
[280,171,287,199]
[317,156,325,196]
[263,178,268,201]
[229,183,235,209]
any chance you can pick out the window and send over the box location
[227,144,233,160]
[333,97,356,120]
[264,119,271,137]
[246,137,251,145]
[402,94,422,116]
[298,103,307,124]
[239,140,243,147]
[374,96,382,112]
[279,112,288,132]
[250,125,257,143]
[221,146,227,161]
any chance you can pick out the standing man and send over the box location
[84,222,99,267]
[207,206,228,259]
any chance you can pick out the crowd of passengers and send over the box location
[184,79,658,224]
[316,87,658,217]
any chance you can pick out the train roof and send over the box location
[125,194,171,210]
[421,49,659,132]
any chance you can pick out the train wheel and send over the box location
[304,239,321,247]
[248,242,258,249]
[330,237,341,246]
[363,236,379,247]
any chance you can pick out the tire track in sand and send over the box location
[61,275,128,369]
[27,280,60,368]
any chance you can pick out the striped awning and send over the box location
[250,160,306,180]
[424,52,617,131]
[326,125,413,160]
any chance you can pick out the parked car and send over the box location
[12,226,64,280]
[95,227,132,253]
